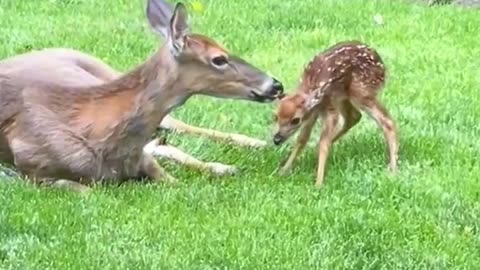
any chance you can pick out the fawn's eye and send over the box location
[211,55,229,67]
[291,117,301,125]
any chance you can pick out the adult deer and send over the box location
[0,48,271,177]
[0,0,284,193]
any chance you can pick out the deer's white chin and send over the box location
[249,90,275,103]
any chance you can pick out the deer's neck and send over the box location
[114,50,189,127]
[73,48,190,168]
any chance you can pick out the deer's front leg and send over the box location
[141,151,177,184]
[159,115,267,148]
[315,110,340,187]
[144,139,237,176]
[279,109,320,175]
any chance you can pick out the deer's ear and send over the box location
[168,2,190,55]
[146,0,174,38]
[304,90,324,111]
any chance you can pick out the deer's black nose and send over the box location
[271,78,284,95]
[273,133,284,145]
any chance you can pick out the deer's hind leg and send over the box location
[14,93,104,189]
[353,97,398,172]
[9,133,96,195]
[35,177,92,194]
[332,100,362,143]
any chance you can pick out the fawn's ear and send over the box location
[168,2,190,55]
[146,0,174,38]
[304,90,324,111]
[304,80,330,110]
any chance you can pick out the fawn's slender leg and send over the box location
[279,109,321,175]
[159,115,267,148]
[332,101,362,143]
[144,139,237,176]
[315,110,340,187]
[356,98,398,172]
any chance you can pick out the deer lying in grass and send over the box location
[272,41,398,186]
[0,47,269,177]
[0,0,284,193]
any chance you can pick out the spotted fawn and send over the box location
[273,40,398,186]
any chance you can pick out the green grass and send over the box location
[1,0,480,269]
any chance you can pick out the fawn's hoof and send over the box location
[278,166,291,176]
[388,164,398,173]
[314,177,325,188]
[208,162,238,176]
[314,182,324,188]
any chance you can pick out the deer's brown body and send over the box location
[0,48,178,185]
[273,41,398,186]
[0,0,284,192]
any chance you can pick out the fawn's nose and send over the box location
[273,133,284,145]
[270,78,284,96]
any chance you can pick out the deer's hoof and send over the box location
[230,134,267,149]
[208,163,238,176]
[246,139,268,149]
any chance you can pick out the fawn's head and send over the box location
[272,93,310,145]
[272,80,324,145]
[146,0,283,102]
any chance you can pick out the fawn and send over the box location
[273,41,398,186]
[0,0,283,193]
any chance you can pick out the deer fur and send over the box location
[0,47,267,177]
[0,0,284,193]
[273,41,398,186]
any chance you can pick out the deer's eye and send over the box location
[211,55,229,67]
[291,117,301,125]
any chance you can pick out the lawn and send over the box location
[1,0,480,269]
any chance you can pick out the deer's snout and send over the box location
[270,77,284,97]
[251,77,284,103]
[273,133,286,145]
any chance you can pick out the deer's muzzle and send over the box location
[273,133,286,145]
[271,78,284,97]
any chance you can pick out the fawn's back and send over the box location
[300,40,386,106]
